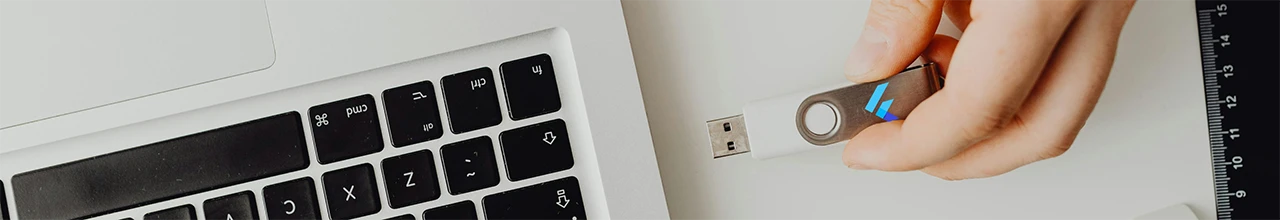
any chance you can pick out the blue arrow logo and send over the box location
[864,82,899,121]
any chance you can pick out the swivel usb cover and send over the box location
[707,63,943,159]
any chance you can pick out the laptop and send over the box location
[0,0,669,219]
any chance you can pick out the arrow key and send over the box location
[483,177,586,219]
[499,119,574,181]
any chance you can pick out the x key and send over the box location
[322,164,381,219]
[343,186,356,201]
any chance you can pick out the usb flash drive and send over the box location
[707,63,943,159]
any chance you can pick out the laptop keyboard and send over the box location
[4,53,586,220]
[0,181,6,220]
[263,178,322,219]
[145,205,197,220]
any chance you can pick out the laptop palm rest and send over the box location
[0,0,275,128]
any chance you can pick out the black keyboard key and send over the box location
[442,68,502,134]
[11,112,309,220]
[440,137,499,195]
[145,205,196,220]
[1,180,7,220]
[309,95,384,164]
[422,201,477,220]
[500,54,562,120]
[204,191,259,220]
[483,177,586,220]
[499,119,575,181]
[382,149,441,208]
[263,177,321,220]
[322,164,382,219]
[387,214,415,220]
[383,80,445,147]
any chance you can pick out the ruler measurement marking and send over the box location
[1197,3,1231,219]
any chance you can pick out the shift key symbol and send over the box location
[556,189,569,208]
[543,131,556,145]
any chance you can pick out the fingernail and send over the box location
[845,27,888,82]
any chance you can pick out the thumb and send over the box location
[845,0,945,83]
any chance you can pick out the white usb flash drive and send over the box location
[707,63,943,159]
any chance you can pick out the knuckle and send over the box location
[958,113,999,141]
[954,99,1019,142]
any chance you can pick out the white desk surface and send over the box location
[623,1,1213,219]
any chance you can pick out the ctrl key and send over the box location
[483,177,586,220]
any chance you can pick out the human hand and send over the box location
[841,0,1137,180]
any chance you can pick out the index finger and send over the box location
[843,1,1084,171]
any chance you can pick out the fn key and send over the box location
[483,177,586,220]
[500,54,561,120]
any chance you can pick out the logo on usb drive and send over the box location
[864,82,899,121]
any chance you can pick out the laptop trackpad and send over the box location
[0,0,275,128]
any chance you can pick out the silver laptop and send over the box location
[0,0,669,219]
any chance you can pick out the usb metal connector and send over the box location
[706,63,943,159]
[706,114,751,158]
